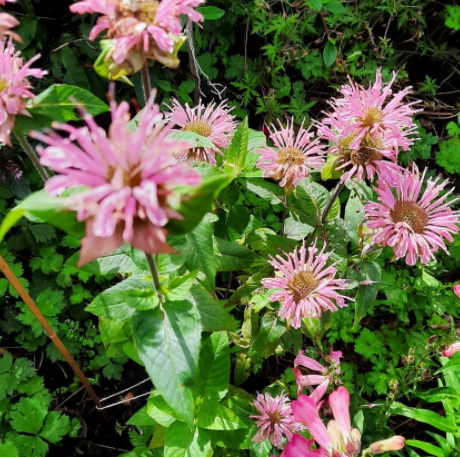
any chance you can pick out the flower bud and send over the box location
[454,284,460,299]
[442,342,460,357]
[369,436,405,454]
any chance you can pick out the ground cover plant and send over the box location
[1,0,460,456]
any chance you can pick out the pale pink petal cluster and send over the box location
[165,98,237,165]
[70,0,204,67]
[33,94,201,266]
[250,392,302,449]
[285,387,405,457]
[364,166,460,265]
[256,118,325,192]
[0,40,46,145]
[262,240,350,329]
[0,0,20,41]
[442,342,460,357]
[294,349,342,402]
[318,69,420,183]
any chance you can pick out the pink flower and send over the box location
[262,240,350,329]
[165,98,237,165]
[0,40,46,146]
[294,350,342,402]
[325,69,420,151]
[368,436,405,454]
[256,118,325,193]
[250,392,302,449]
[33,93,201,267]
[282,434,327,457]
[454,285,460,299]
[0,0,17,5]
[70,0,204,68]
[289,388,361,457]
[364,166,460,266]
[317,117,402,185]
[442,342,460,357]
[0,13,20,41]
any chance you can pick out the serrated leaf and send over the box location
[196,398,247,430]
[39,412,70,444]
[324,0,346,14]
[214,237,259,272]
[133,300,201,426]
[226,118,249,175]
[243,178,284,205]
[353,261,382,327]
[29,225,56,242]
[10,398,47,435]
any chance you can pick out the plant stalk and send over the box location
[141,64,152,103]
[280,195,288,236]
[14,131,49,182]
[145,253,163,297]
[186,19,200,104]
[0,254,105,413]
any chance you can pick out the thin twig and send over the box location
[14,131,49,182]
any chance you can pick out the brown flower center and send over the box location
[288,271,319,302]
[277,147,305,167]
[119,0,160,24]
[267,410,282,425]
[184,120,213,138]
[106,166,143,188]
[362,107,384,127]
[390,201,429,234]
[350,136,383,166]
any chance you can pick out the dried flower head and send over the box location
[256,118,325,193]
[364,166,460,265]
[251,392,302,449]
[165,98,237,165]
[262,240,350,329]
[0,149,21,180]
[33,92,201,266]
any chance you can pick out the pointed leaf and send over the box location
[225,118,249,174]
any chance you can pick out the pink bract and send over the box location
[0,40,46,146]
[364,166,460,266]
[70,0,204,67]
[324,69,420,151]
[262,240,350,329]
[294,349,342,402]
[165,98,237,165]
[256,118,325,192]
[250,391,302,449]
[442,342,460,357]
[454,284,460,299]
[33,93,201,267]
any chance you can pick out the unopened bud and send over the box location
[427,335,438,345]
[407,355,415,364]
[389,379,399,391]
[422,369,431,381]
[351,428,362,453]
[442,342,460,357]
[368,436,405,454]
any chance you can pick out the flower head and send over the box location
[325,69,420,151]
[250,392,302,449]
[454,285,460,300]
[294,349,342,402]
[256,118,325,192]
[33,93,201,267]
[165,98,237,165]
[442,342,460,357]
[70,0,204,70]
[364,166,460,265]
[262,240,350,329]
[0,40,46,146]
[0,149,21,180]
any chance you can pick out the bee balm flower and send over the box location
[256,118,325,193]
[33,94,201,267]
[70,0,204,71]
[166,98,237,165]
[0,40,46,146]
[364,167,460,266]
[250,392,302,449]
[262,240,349,329]
[0,0,20,41]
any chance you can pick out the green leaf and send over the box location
[147,392,183,427]
[344,192,365,244]
[249,314,286,357]
[390,402,457,434]
[0,190,84,243]
[226,118,249,175]
[417,387,460,403]
[164,422,212,457]
[39,412,70,444]
[169,130,216,149]
[11,436,48,457]
[321,155,343,181]
[406,440,445,457]
[324,0,346,15]
[311,0,324,11]
[195,332,230,401]
[244,178,285,206]
[214,237,258,272]
[0,441,18,457]
[167,166,234,234]
[133,300,201,425]
[10,398,47,435]
[166,271,198,301]
[15,84,109,134]
[196,6,225,20]
[188,286,238,332]
[323,41,337,67]
[353,261,382,327]
[60,47,91,90]
[127,406,156,427]
[87,276,157,321]
[196,398,247,430]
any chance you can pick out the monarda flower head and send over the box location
[256,118,325,194]
[364,166,460,266]
[262,240,350,329]
[326,69,420,151]
[165,98,237,165]
[33,93,201,267]
[250,391,302,449]
[0,39,46,146]
[70,0,204,73]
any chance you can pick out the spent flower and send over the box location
[33,92,201,266]
[442,342,460,357]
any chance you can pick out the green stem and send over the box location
[14,131,49,182]
[141,64,152,103]
[280,195,288,236]
[145,253,163,298]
